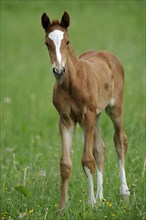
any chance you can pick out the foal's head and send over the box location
[41,12,70,84]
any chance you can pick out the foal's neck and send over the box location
[68,45,79,68]
[63,45,79,89]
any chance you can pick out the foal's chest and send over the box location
[53,87,87,124]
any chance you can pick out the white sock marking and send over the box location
[84,166,96,206]
[119,160,130,196]
[48,30,64,64]
[96,169,103,200]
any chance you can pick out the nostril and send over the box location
[53,67,65,75]
[62,67,65,74]
[53,67,58,74]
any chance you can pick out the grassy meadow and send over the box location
[0,1,145,220]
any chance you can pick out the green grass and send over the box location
[0,1,145,220]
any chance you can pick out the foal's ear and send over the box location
[61,11,70,29]
[41,13,50,31]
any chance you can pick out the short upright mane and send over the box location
[50,19,60,27]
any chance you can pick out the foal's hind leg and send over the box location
[93,115,105,200]
[106,104,130,197]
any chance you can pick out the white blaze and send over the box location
[48,30,64,64]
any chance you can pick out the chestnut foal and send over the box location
[41,12,130,209]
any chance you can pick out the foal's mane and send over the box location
[50,19,61,28]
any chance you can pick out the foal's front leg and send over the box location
[59,116,75,210]
[82,111,96,206]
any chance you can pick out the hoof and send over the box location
[96,193,103,201]
[88,198,96,207]
[120,185,130,197]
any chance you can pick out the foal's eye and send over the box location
[66,41,70,46]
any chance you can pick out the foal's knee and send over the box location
[60,160,72,179]
[82,157,95,175]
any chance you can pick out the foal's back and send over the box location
[78,50,124,111]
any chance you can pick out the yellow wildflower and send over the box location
[28,209,34,214]
[106,201,112,207]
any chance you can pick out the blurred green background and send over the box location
[0,1,145,220]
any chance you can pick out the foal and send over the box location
[41,12,130,209]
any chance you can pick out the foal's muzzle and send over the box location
[53,67,65,79]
